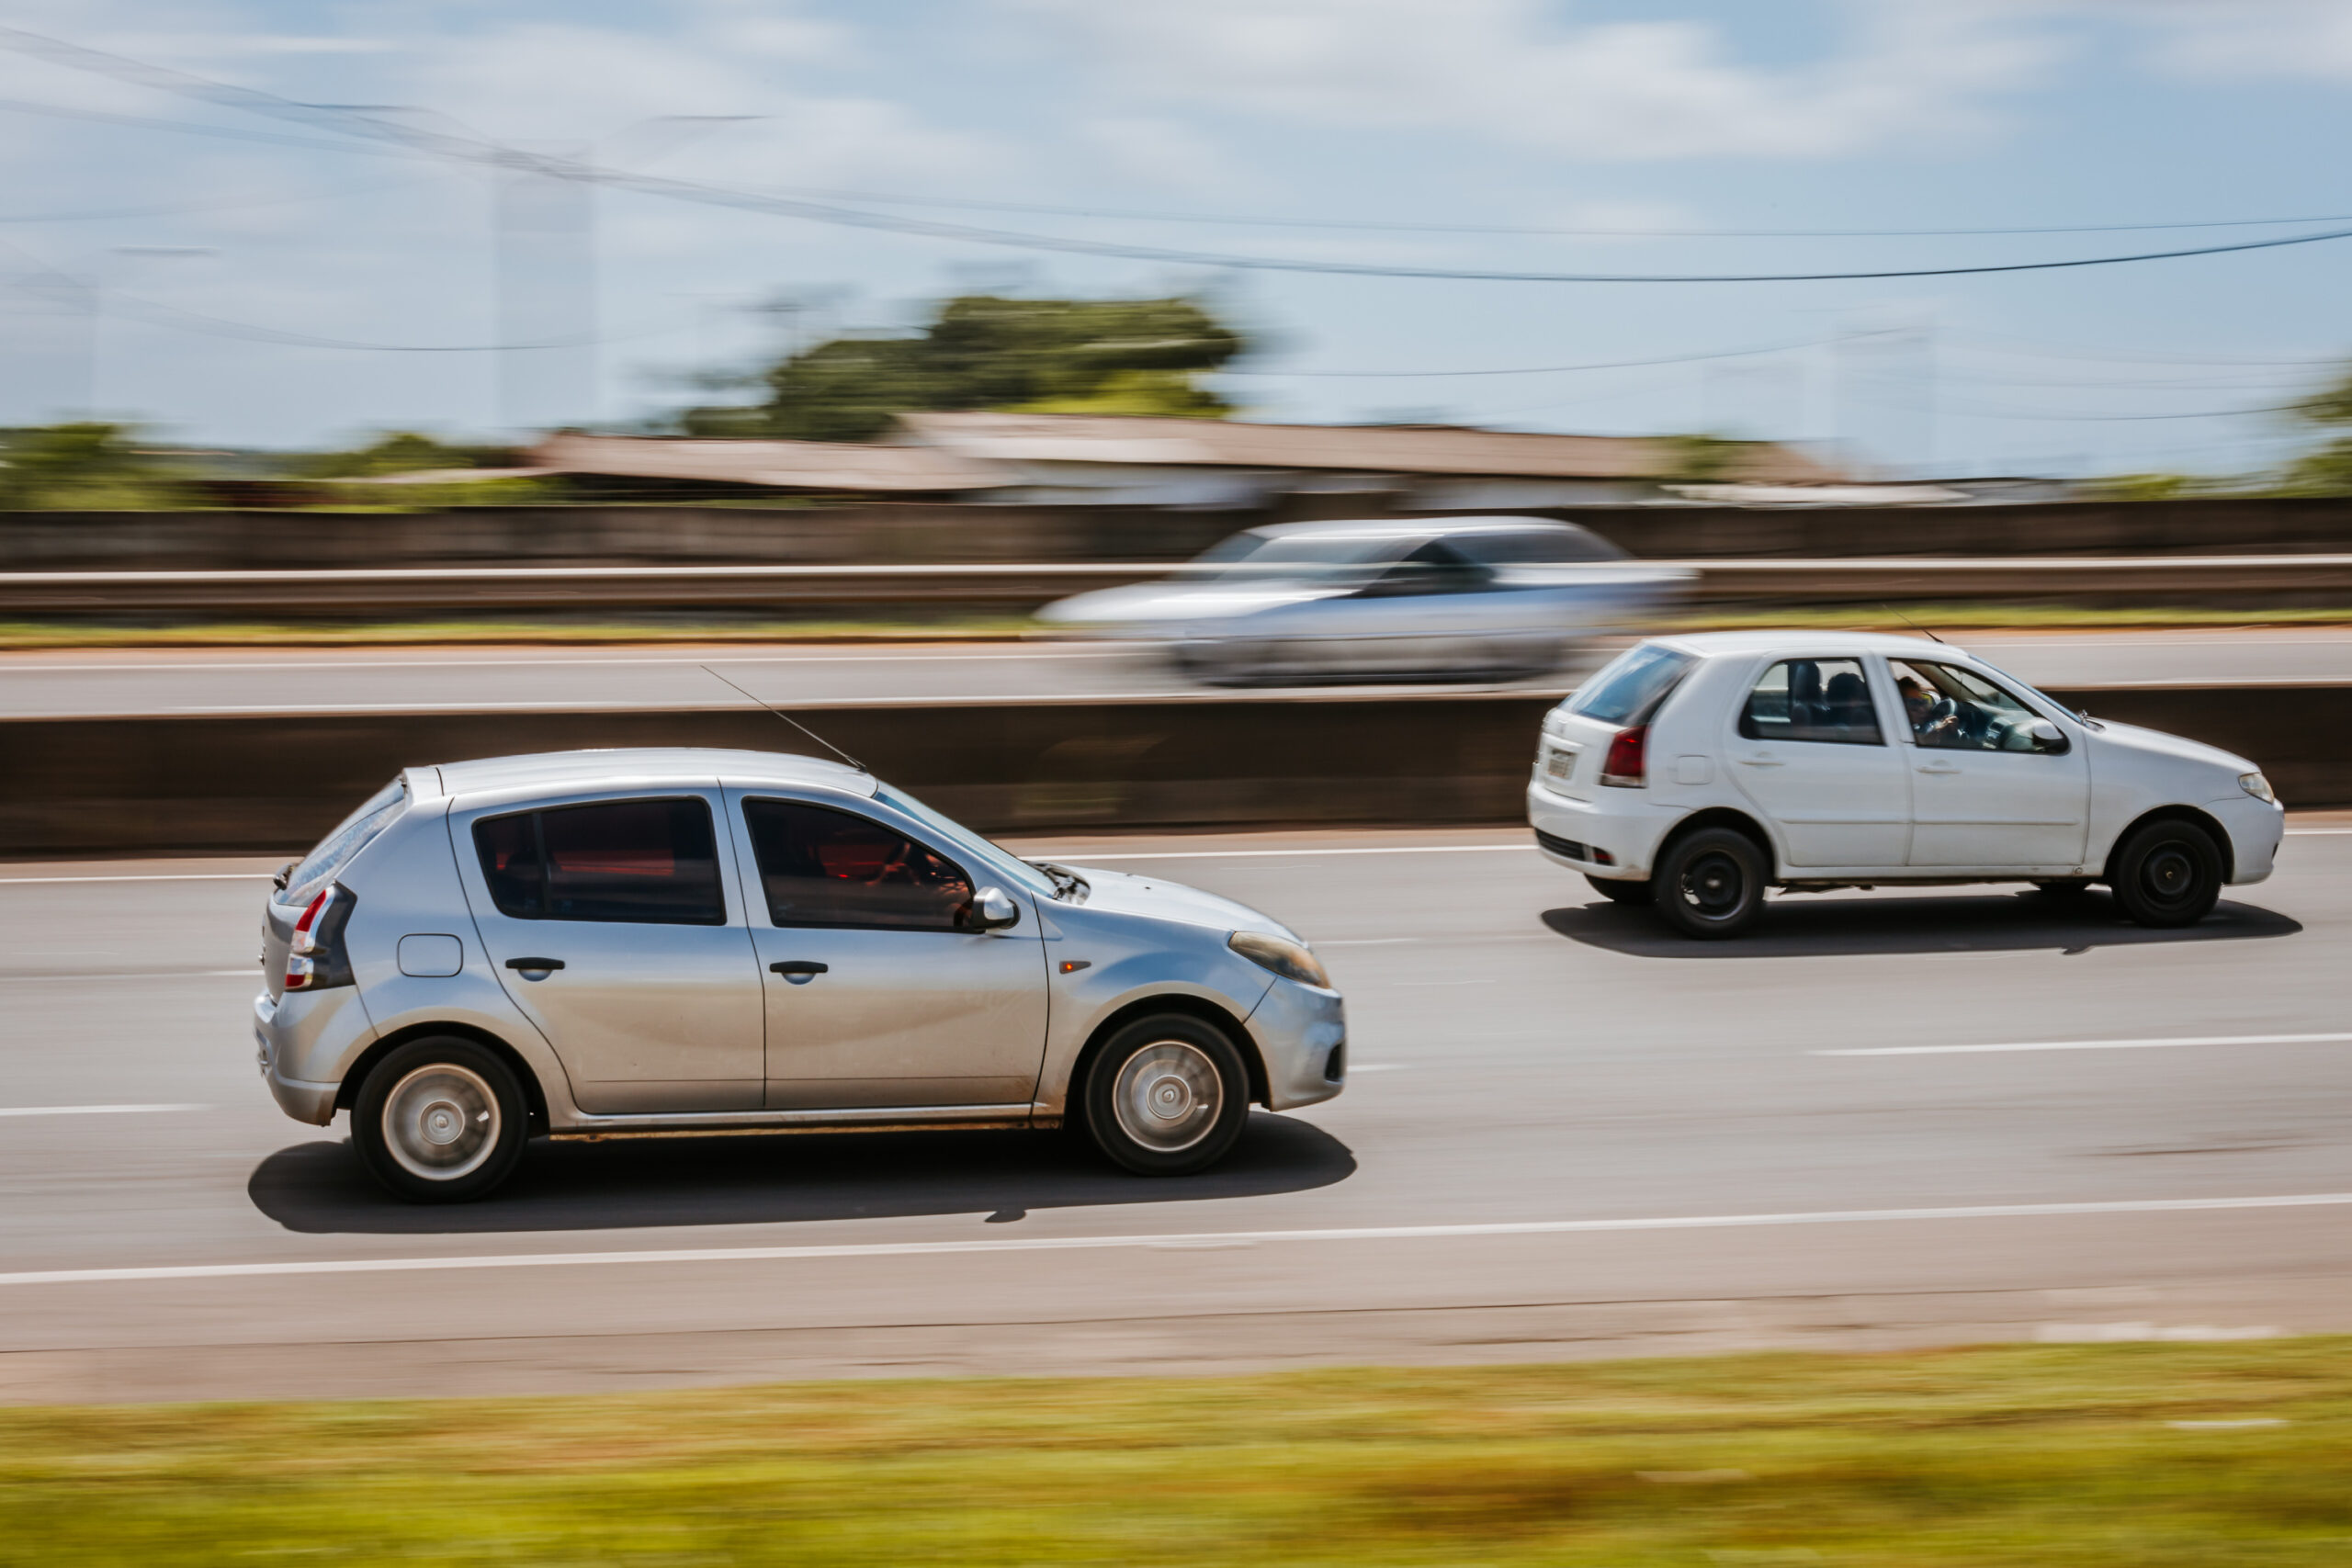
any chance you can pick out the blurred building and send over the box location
[532,414,1848,509]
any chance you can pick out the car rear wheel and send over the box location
[1585,874,1653,906]
[1082,1013,1250,1177]
[2109,819,2222,928]
[1653,827,1768,939]
[353,1036,527,1203]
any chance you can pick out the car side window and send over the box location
[741,798,977,931]
[471,797,727,924]
[1361,539,1492,597]
[1738,658,1883,745]
[1889,659,2064,753]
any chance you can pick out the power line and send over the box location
[12,25,2352,287]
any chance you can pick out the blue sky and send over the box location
[4,0,2351,476]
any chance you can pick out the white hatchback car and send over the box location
[1527,631,2284,938]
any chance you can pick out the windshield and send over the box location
[1568,643,1695,725]
[284,777,406,905]
[871,784,1058,898]
[1188,530,1405,581]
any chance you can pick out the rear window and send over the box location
[471,797,725,925]
[284,777,406,905]
[1568,644,1695,725]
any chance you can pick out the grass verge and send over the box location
[6,1341,2350,1565]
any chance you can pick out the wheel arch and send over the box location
[2101,805,2234,885]
[334,1020,551,1128]
[1064,993,1267,1132]
[1656,806,1779,876]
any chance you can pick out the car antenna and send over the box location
[1882,604,1948,644]
[699,665,868,774]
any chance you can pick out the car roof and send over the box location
[1242,514,1596,543]
[423,747,875,800]
[1646,629,1984,661]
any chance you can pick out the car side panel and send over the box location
[343,802,582,1118]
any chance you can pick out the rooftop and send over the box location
[425,747,874,798]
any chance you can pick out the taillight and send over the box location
[1599,725,1648,788]
[283,884,356,991]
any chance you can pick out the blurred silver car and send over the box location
[1037,515,1692,683]
[255,749,1344,1202]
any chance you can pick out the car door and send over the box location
[455,791,764,1113]
[1888,658,2090,870]
[1724,655,1911,867]
[1261,539,1499,675]
[729,791,1049,1111]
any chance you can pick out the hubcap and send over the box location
[383,1063,499,1181]
[1113,1041,1222,1154]
[2142,843,2197,907]
[1677,851,1747,919]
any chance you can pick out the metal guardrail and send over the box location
[6,556,2352,615]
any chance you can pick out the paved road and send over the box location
[3,628,2349,718]
[2,822,2347,1404]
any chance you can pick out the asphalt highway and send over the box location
[1,821,2347,1404]
[3,627,2349,718]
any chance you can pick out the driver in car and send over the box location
[1897,673,1962,746]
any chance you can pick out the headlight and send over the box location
[1228,930,1331,989]
[2240,772,2276,805]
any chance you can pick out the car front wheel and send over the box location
[2109,819,2222,928]
[352,1036,528,1203]
[1653,827,1768,939]
[1082,1014,1250,1177]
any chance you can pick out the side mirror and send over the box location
[965,886,1020,931]
[2027,719,2068,753]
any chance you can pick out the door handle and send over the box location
[1736,755,1782,768]
[503,956,564,973]
[1917,762,1962,774]
[770,960,830,976]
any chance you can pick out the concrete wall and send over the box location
[1,685,2339,858]
[5,495,2347,572]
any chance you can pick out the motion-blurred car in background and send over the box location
[1036,516,1692,684]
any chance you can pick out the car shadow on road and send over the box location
[1541,890,2301,958]
[248,1111,1354,1235]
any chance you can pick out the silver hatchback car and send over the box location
[255,749,1345,1201]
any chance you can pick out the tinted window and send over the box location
[742,799,976,931]
[471,798,725,924]
[1890,660,2064,753]
[1569,644,1694,724]
[1739,658,1883,745]
[287,777,405,905]
[1362,538,1491,596]
[1461,525,1627,564]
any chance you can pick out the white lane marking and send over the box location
[0,874,270,885]
[0,970,257,983]
[1315,938,1423,947]
[1349,1063,1411,1072]
[0,1103,208,1118]
[3,649,1105,672]
[2287,828,2352,835]
[5,1190,2345,1289]
[1817,1032,2352,1057]
[1064,844,1532,862]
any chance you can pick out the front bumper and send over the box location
[1243,977,1345,1111]
[2208,792,2287,885]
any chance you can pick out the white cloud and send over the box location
[1006,0,2058,162]
[2070,0,2352,82]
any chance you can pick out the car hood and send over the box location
[1035,580,1348,626]
[2088,717,2256,777]
[1059,865,1300,941]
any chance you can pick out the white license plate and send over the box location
[1544,744,1578,781]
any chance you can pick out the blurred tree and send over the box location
[2279,367,2352,495]
[289,432,522,479]
[2086,472,2205,502]
[683,294,1245,441]
[0,423,189,510]
[1661,434,1743,484]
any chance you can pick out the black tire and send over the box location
[2109,818,2222,928]
[1586,874,1653,906]
[1081,1013,1250,1177]
[1652,826,1769,940]
[352,1036,528,1203]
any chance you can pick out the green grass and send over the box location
[0,616,1037,649]
[6,1341,2352,1565]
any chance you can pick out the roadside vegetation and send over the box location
[5,1341,2348,1565]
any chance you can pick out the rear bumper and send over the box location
[1526,781,1680,880]
[254,988,368,1126]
